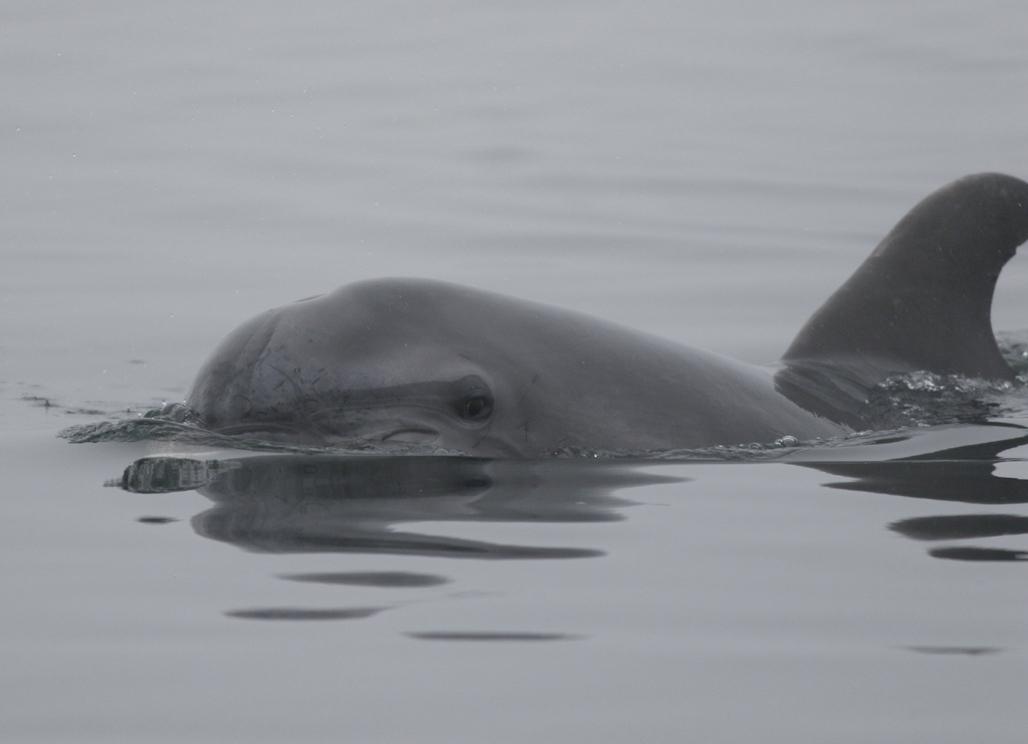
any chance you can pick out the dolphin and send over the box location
[186,173,1028,457]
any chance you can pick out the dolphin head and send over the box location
[188,279,542,456]
[190,278,695,456]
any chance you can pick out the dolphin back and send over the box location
[783,173,1028,381]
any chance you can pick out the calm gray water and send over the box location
[3,1,1028,741]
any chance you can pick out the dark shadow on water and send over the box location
[889,514,1028,540]
[136,515,178,525]
[225,607,387,621]
[281,571,450,588]
[798,425,1028,564]
[802,426,1028,504]
[927,546,1027,562]
[906,646,1001,656]
[406,631,583,642]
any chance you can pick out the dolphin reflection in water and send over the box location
[118,424,1028,569]
[119,454,676,559]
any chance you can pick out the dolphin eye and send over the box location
[459,394,493,421]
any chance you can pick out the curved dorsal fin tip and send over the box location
[783,173,1028,382]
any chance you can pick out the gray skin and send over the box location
[187,173,1028,457]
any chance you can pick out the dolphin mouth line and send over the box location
[211,422,332,445]
[379,427,439,444]
[215,422,310,437]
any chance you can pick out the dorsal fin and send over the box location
[782,173,1028,381]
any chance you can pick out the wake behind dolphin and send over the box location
[185,173,1028,457]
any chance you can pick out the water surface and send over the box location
[2,1,1028,741]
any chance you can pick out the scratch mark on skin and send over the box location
[269,364,309,403]
[515,374,539,443]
